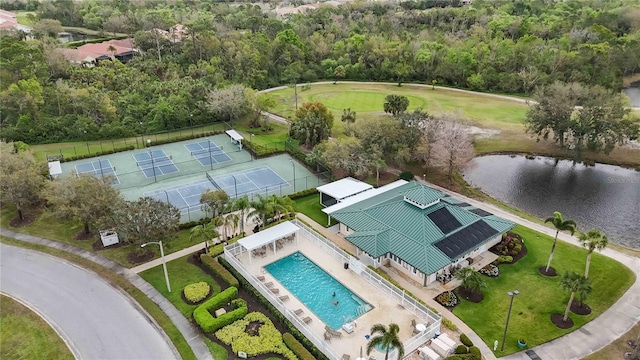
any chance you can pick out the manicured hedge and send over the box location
[442,317,458,331]
[60,145,135,162]
[183,282,211,303]
[218,257,329,360]
[455,345,468,354]
[469,346,481,360]
[193,287,245,332]
[460,333,473,347]
[399,170,415,181]
[179,217,212,230]
[287,188,318,200]
[283,333,316,360]
[200,254,239,288]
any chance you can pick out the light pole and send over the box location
[141,241,171,293]
[139,121,145,148]
[291,160,296,192]
[98,158,105,183]
[501,290,520,351]
[250,134,255,160]
[189,114,194,137]
[231,174,238,198]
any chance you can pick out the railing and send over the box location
[292,219,442,357]
[224,244,341,360]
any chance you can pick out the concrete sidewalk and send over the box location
[414,178,640,360]
[0,228,214,360]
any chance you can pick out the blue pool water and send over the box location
[265,252,371,329]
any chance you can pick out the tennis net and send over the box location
[191,147,223,157]
[206,172,221,190]
[136,155,171,167]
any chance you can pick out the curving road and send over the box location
[0,243,177,360]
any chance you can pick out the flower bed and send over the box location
[479,264,500,277]
[435,291,459,308]
[215,312,296,360]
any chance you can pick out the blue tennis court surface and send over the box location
[133,150,179,178]
[184,140,231,166]
[210,166,290,198]
[144,180,215,213]
[75,159,120,185]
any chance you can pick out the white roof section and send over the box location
[48,161,62,177]
[316,177,373,200]
[323,180,408,215]
[237,221,299,251]
[225,129,244,142]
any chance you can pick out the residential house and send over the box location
[0,9,32,37]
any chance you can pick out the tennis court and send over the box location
[133,150,179,178]
[209,166,290,198]
[75,159,120,185]
[184,140,231,166]
[144,179,215,213]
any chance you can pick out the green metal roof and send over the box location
[331,181,516,274]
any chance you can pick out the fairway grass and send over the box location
[452,225,635,356]
[0,295,73,360]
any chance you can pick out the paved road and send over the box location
[0,243,177,360]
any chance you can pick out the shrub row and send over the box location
[60,145,136,162]
[218,257,329,360]
[367,266,440,315]
[399,170,415,181]
[444,346,480,360]
[441,317,458,331]
[200,254,239,288]
[208,235,242,257]
[283,333,316,360]
[193,287,244,332]
[148,130,223,147]
[184,282,211,303]
[460,333,473,347]
[287,188,318,200]
[179,216,212,230]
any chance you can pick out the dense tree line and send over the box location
[1,0,639,143]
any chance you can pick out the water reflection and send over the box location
[463,155,640,249]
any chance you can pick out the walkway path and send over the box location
[0,228,214,360]
[410,178,640,360]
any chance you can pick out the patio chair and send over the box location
[270,288,280,294]
[265,282,274,288]
[256,275,265,281]
[342,355,350,360]
[411,319,419,335]
[324,331,332,341]
[302,316,312,324]
[325,325,343,338]
[294,309,304,315]
[279,295,289,301]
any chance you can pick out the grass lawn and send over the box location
[452,225,635,356]
[0,295,73,360]
[15,11,36,26]
[0,204,202,267]
[0,236,197,360]
[292,193,336,227]
[139,254,229,359]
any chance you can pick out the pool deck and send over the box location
[233,230,435,360]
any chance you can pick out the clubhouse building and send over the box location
[319,179,515,287]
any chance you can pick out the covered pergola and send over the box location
[316,177,373,207]
[236,221,299,264]
[225,129,244,149]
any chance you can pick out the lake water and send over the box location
[624,84,640,107]
[463,155,640,249]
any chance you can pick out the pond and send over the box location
[463,155,640,249]
[624,81,640,107]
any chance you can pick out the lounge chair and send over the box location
[265,282,274,288]
[342,355,350,360]
[302,316,312,324]
[279,295,289,301]
[256,275,265,281]
[324,331,332,341]
[294,309,303,315]
[270,288,280,294]
[411,319,419,335]
[325,325,343,338]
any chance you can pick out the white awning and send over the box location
[225,129,244,142]
[316,177,373,201]
[237,221,299,251]
[323,180,408,215]
[48,161,62,177]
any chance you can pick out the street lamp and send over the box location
[250,134,255,161]
[501,290,520,351]
[189,114,194,137]
[139,121,145,148]
[141,241,171,293]
[291,160,296,192]
[231,174,238,198]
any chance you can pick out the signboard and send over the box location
[99,230,119,247]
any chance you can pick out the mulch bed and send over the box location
[455,287,484,303]
[550,313,574,329]
[187,253,291,360]
[181,286,213,306]
[538,266,558,277]
[9,214,36,227]
[570,301,592,315]
[74,230,95,240]
[127,249,155,264]
[489,232,528,265]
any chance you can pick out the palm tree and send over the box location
[366,323,404,360]
[233,195,251,235]
[544,211,577,273]
[454,267,487,295]
[189,220,219,253]
[560,272,591,322]
[341,108,356,134]
[222,212,239,240]
[578,229,608,279]
[248,195,270,230]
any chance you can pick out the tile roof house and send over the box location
[0,9,32,36]
[327,181,515,286]
[59,38,138,66]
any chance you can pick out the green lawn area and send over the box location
[0,295,73,360]
[293,193,336,227]
[139,254,228,359]
[0,204,201,267]
[15,11,36,26]
[453,224,635,357]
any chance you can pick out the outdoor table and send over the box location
[416,323,427,332]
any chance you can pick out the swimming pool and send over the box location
[265,252,371,330]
